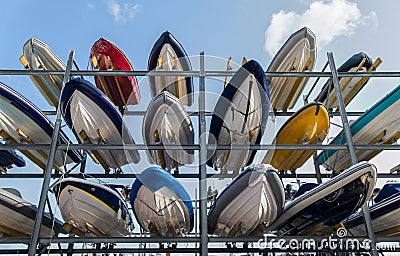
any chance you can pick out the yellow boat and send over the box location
[263,102,330,172]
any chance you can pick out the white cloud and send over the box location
[87,3,95,9]
[264,0,378,57]
[106,0,141,24]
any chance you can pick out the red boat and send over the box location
[90,38,140,107]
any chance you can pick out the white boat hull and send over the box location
[133,185,191,236]
[58,183,131,237]
[148,32,193,106]
[22,38,65,107]
[208,165,284,237]
[143,91,194,171]
[267,27,316,110]
[153,44,191,105]
[209,73,266,173]
[0,188,59,237]
[68,90,139,169]
[0,95,75,170]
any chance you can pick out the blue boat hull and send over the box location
[346,183,400,236]
[267,162,376,236]
[130,166,194,236]
[0,144,25,170]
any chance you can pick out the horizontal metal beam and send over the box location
[0,235,398,245]
[212,71,332,77]
[0,246,397,255]
[1,69,400,78]
[1,143,399,150]
[41,110,366,117]
[0,144,200,150]
[207,144,400,150]
[0,172,260,179]
[0,173,399,179]
[210,235,400,243]
[0,236,398,254]
[1,55,399,255]
[40,236,200,244]
[0,70,201,77]
[0,248,201,255]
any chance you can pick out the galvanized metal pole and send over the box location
[327,52,378,256]
[28,51,75,256]
[198,52,208,255]
[312,152,323,184]
[327,53,357,163]
[194,187,198,255]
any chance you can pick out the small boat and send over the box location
[90,38,140,107]
[267,27,316,111]
[317,84,400,172]
[207,60,270,174]
[345,182,400,236]
[315,52,382,109]
[130,166,194,236]
[391,163,400,173]
[0,144,26,172]
[263,102,330,172]
[208,164,285,237]
[267,161,377,236]
[0,81,82,171]
[142,91,194,171]
[20,38,66,107]
[60,78,140,173]
[148,31,193,106]
[52,177,134,237]
[0,187,64,237]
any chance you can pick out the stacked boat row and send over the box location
[0,166,192,237]
[3,161,400,238]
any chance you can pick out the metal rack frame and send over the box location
[0,51,399,255]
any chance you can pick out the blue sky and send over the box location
[1,0,398,110]
[0,0,399,233]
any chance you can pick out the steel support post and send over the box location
[28,51,75,256]
[312,152,323,184]
[198,52,208,255]
[327,52,378,256]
